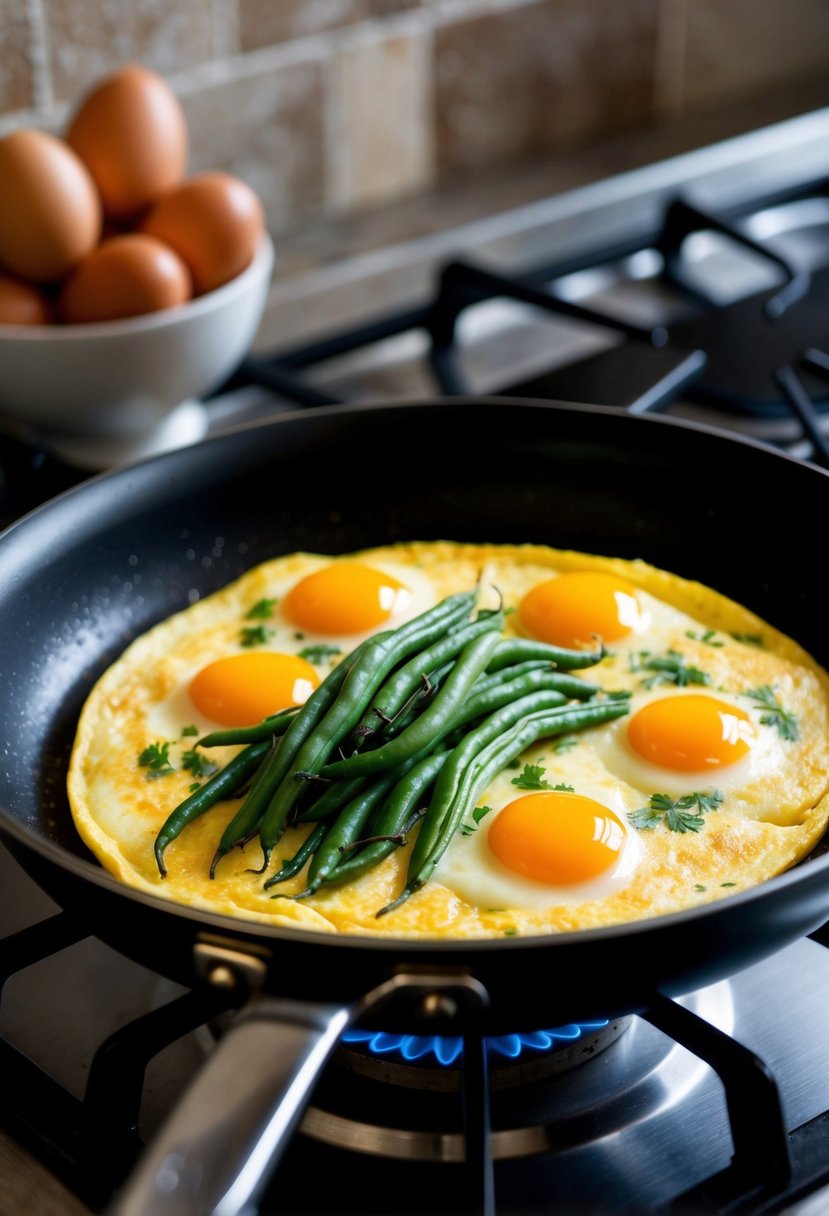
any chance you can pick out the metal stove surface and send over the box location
[3,835,829,1215]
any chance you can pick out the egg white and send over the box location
[435,750,644,910]
[145,556,436,739]
[592,686,787,801]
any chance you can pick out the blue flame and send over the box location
[342,1020,609,1067]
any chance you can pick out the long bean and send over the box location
[319,630,501,781]
[154,739,270,877]
[257,590,477,870]
[263,820,328,887]
[198,705,299,749]
[322,749,450,888]
[486,637,604,672]
[272,773,400,894]
[208,637,382,876]
[350,611,504,750]
[378,698,630,915]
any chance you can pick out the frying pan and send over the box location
[1,398,828,1214]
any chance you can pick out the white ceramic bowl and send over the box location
[0,233,275,467]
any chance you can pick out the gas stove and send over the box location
[3,103,829,1216]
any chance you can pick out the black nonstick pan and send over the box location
[1,398,828,1214]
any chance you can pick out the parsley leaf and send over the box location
[138,741,174,779]
[630,649,710,689]
[246,598,277,620]
[745,685,799,741]
[240,625,272,648]
[731,632,763,647]
[181,749,219,779]
[461,804,494,836]
[685,629,724,648]
[181,724,199,737]
[694,884,707,892]
[503,927,518,936]
[552,782,575,792]
[298,644,342,664]
[511,763,553,791]
[628,790,724,833]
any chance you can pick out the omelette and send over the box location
[67,542,829,938]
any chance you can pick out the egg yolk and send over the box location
[189,652,319,727]
[628,694,755,771]
[284,563,411,635]
[518,571,645,649]
[488,792,626,885]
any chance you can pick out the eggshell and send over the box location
[141,172,264,295]
[58,233,191,323]
[66,64,187,222]
[0,274,53,325]
[0,130,101,283]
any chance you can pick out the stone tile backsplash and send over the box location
[1,0,826,241]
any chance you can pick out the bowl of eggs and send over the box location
[0,65,274,467]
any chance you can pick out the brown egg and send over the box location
[141,172,264,295]
[0,130,101,283]
[66,64,187,222]
[0,274,53,325]
[58,233,191,324]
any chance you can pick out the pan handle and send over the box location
[109,996,351,1216]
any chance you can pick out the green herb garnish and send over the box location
[181,749,219,780]
[731,632,763,647]
[745,685,799,741]
[246,598,277,620]
[685,629,724,648]
[138,741,174,779]
[181,724,199,737]
[694,884,707,892]
[511,763,553,791]
[240,625,272,648]
[503,928,518,936]
[630,649,710,689]
[721,881,737,888]
[461,804,494,836]
[628,790,724,834]
[298,644,343,664]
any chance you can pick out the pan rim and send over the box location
[2,395,828,956]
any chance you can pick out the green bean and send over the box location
[263,820,328,887]
[350,612,504,750]
[378,698,630,915]
[320,630,501,781]
[257,590,477,871]
[322,749,450,888]
[486,637,604,672]
[270,773,400,894]
[294,661,454,826]
[198,705,299,748]
[208,639,380,876]
[153,739,270,878]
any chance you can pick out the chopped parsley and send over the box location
[181,749,219,780]
[245,598,277,620]
[188,781,202,793]
[721,881,737,888]
[511,763,553,791]
[240,624,273,648]
[731,632,763,647]
[745,685,799,741]
[628,790,724,834]
[694,884,707,892]
[503,928,518,937]
[298,644,343,664]
[138,741,175,779]
[630,649,710,689]
[685,629,724,648]
[181,724,199,737]
[461,804,494,836]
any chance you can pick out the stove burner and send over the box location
[341,1019,610,1068]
